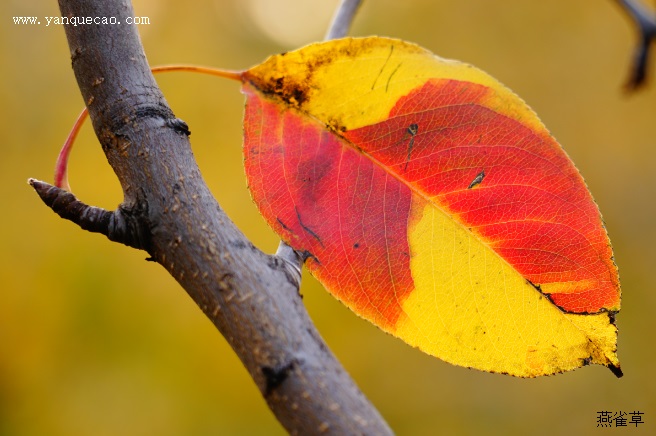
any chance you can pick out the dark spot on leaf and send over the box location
[295,207,324,247]
[386,63,402,92]
[250,75,310,109]
[371,45,394,90]
[526,279,541,292]
[468,170,486,189]
[400,123,419,170]
[277,217,294,234]
[546,295,567,312]
[608,310,618,325]
[527,279,568,313]
[600,308,619,326]
[301,250,320,265]
[337,44,359,58]
[353,242,360,249]
[327,118,347,133]
[291,87,307,106]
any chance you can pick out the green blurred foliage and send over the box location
[2,0,654,434]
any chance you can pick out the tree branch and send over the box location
[614,0,656,90]
[325,0,363,40]
[31,0,391,433]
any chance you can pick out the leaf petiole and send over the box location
[53,65,243,191]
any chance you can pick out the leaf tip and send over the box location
[608,363,623,379]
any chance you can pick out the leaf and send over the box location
[242,37,621,377]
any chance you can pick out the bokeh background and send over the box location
[2,0,654,434]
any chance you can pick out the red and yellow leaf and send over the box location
[241,37,621,377]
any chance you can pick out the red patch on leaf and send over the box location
[243,84,415,328]
[344,79,619,313]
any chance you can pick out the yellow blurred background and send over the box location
[2,0,654,434]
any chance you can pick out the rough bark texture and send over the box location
[31,0,392,434]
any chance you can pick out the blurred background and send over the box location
[1,0,654,434]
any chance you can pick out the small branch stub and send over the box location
[28,178,148,250]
